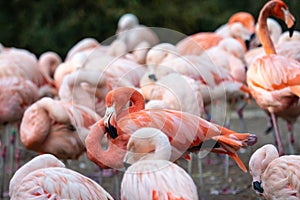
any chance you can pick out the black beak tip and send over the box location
[253,181,264,193]
[123,162,131,169]
[148,74,158,81]
[289,21,296,38]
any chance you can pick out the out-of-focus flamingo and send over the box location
[246,0,298,155]
[144,73,205,116]
[144,43,250,105]
[115,13,159,64]
[54,43,146,90]
[215,11,255,38]
[85,87,257,172]
[58,69,109,116]
[65,37,101,61]
[38,51,62,81]
[0,46,56,97]
[178,12,255,56]
[0,78,39,124]
[20,97,100,160]
[121,127,198,200]
[249,144,300,199]
[9,154,114,200]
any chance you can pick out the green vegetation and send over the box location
[0,0,299,58]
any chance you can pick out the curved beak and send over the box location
[283,8,296,37]
[104,106,115,127]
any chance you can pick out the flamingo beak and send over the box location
[253,181,264,193]
[104,106,115,127]
[282,7,296,37]
[148,74,158,81]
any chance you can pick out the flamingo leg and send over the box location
[198,152,206,200]
[270,112,284,155]
[236,98,248,132]
[287,122,295,155]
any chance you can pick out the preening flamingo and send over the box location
[20,97,100,160]
[9,154,114,200]
[249,144,300,199]
[121,127,198,200]
[246,0,299,155]
[85,87,257,172]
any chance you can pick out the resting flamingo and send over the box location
[249,144,300,199]
[121,127,198,200]
[177,12,255,55]
[9,154,113,199]
[85,87,257,172]
[246,0,299,155]
[20,97,100,160]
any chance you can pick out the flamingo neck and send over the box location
[258,2,277,55]
[114,89,145,122]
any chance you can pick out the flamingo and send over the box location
[20,97,100,160]
[121,127,198,200]
[246,0,298,155]
[177,12,255,56]
[85,87,257,172]
[58,69,109,116]
[143,73,205,116]
[249,144,300,199]
[9,154,114,199]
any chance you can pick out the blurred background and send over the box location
[0,0,299,58]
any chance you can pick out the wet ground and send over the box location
[1,100,298,200]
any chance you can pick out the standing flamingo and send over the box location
[9,154,113,199]
[249,144,300,199]
[121,127,198,200]
[85,87,257,172]
[246,0,299,155]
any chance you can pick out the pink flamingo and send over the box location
[9,154,113,199]
[121,127,198,199]
[20,97,100,160]
[85,87,257,172]
[246,0,299,155]
[249,144,300,199]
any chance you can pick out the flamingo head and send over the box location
[270,0,295,37]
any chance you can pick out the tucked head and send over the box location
[249,144,279,194]
[123,127,171,166]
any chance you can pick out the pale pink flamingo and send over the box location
[144,73,205,116]
[65,37,101,61]
[20,97,100,160]
[85,87,257,172]
[9,154,113,199]
[54,43,146,90]
[249,144,300,199]
[246,0,298,155]
[116,13,159,63]
[121,127,198,200]
[38,51,62,81]
[58,69,109,116]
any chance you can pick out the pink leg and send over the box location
[287,122,295,154]
[270,112,284,155]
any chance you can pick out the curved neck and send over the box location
[258,1,277,55]
[85,119,129,169]
[128,90,145,113]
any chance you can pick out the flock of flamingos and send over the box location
[1,0,300,199]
